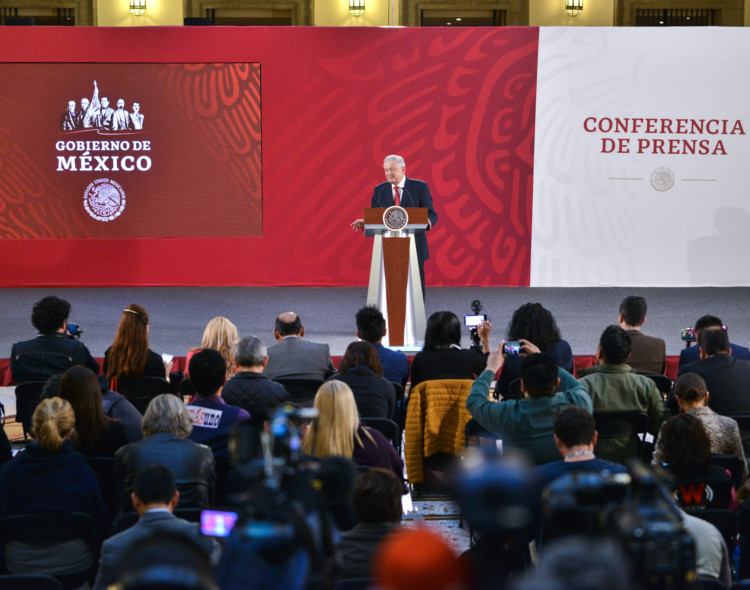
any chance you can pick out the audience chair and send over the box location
[504,377,523,401]
[0,574,64,590]
[115,376,171,414]
[86,456,118,520]
[712,454,746,489]
[593,410,650,463]
[642,374,672,400]
[736,498,750,579]
[464,418,502,448]
[14,381,46,438]
[0,512,97,590]
[729,415,750,457]
[178,377,196,402]
[694,579,732,589]
[405,379,474,491]
[360,417,401,454]
[115,564,217,590]
[272,378,324,408]
[686,508,739,565]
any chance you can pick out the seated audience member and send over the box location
[466,343,592,465]
[617,295,666,375]
[374,527,471,590]
[302,381,403,482]
[186,349,250,457]
[44,372,143,443]
[0,398,110,549]
[679,314,750,369]
[579,325,668,463]
[10,295,99,383]
[656,413,735,510]
[654,372,747,478]
[104,304,171,386]
[355,305,410,388]
[93,464,219,590]
[222,335,290,428]
[681,509,733,585]
[330,341,397,420]
[530,406,627,505]
[59,365,128,457]
[263,312,336,380]
[410,311,490,390]
[340,468,403,578]
[100,378,144,443]
[497,302,574,398]
[677,327,750,416]
[185,316,239,380]
[514,537,631,590]
[115,394,215,513]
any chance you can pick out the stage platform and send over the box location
[1,286,749,363]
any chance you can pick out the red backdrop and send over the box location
[0,26,538,287]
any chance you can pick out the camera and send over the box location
[503,341,521,355]
[467,300,489,354]
[216,405,353,589]
[67,322,83,338]
[680,328,696,343]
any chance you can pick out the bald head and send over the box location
[275,312,303,339]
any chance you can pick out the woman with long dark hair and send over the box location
[104,303,169,385]
[497,302,573,398]
[330,341,396,420]
[409,311,490,389]
[59,365,128,457]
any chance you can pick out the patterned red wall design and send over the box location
[0,27,538,287]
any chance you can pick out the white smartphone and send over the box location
[161,353,174,364]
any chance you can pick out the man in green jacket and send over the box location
[466,341,592,465]
[579,325,668,464]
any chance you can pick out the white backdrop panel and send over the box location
[532,28,750,287]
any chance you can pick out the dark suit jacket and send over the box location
[679,342,750,369]
[678,353,750,416]
[93,510,217,590]
[370,177,438,264]
[626,329,666,375]
[263,336,336,380]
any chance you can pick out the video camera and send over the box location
[66,322,84,338]
[213,405,355,590]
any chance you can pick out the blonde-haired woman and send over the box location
[0,398,110,547]
[302,381,403,481]
[104,303,170,385]
[185,316,239,379]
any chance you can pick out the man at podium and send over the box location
[353,154,438,296]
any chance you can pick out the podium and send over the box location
[364,207,428,348]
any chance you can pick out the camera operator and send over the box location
[11,295,98,384]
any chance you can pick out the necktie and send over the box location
[394,186,400,207]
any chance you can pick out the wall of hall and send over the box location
[96,0,750,26]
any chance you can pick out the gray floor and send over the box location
[1,286,749,358]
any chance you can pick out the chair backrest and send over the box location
[404,379,474,486]
[0,574,64,590]
[684,508,738,560]
[712,454,745,489]
[593,410,649,460]
[14,381,47,437]
[642,374,673,397]
[0,512,97,588]
[86,456,118,519]
[464,418,502,448]
[116,377,171,414]
[360,417,401,454]
[271,378,324,408]
[505,377,523,400]
[389,382,405,404]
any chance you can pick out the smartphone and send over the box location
[464,314,487,327]
[201,509,238,537]
[503,341,521,355]
[161,353,174,364]
[680,328,696,343]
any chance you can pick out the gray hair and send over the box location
[142,394,192,438]
[383,154,405,167]
[234,335,267,367]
